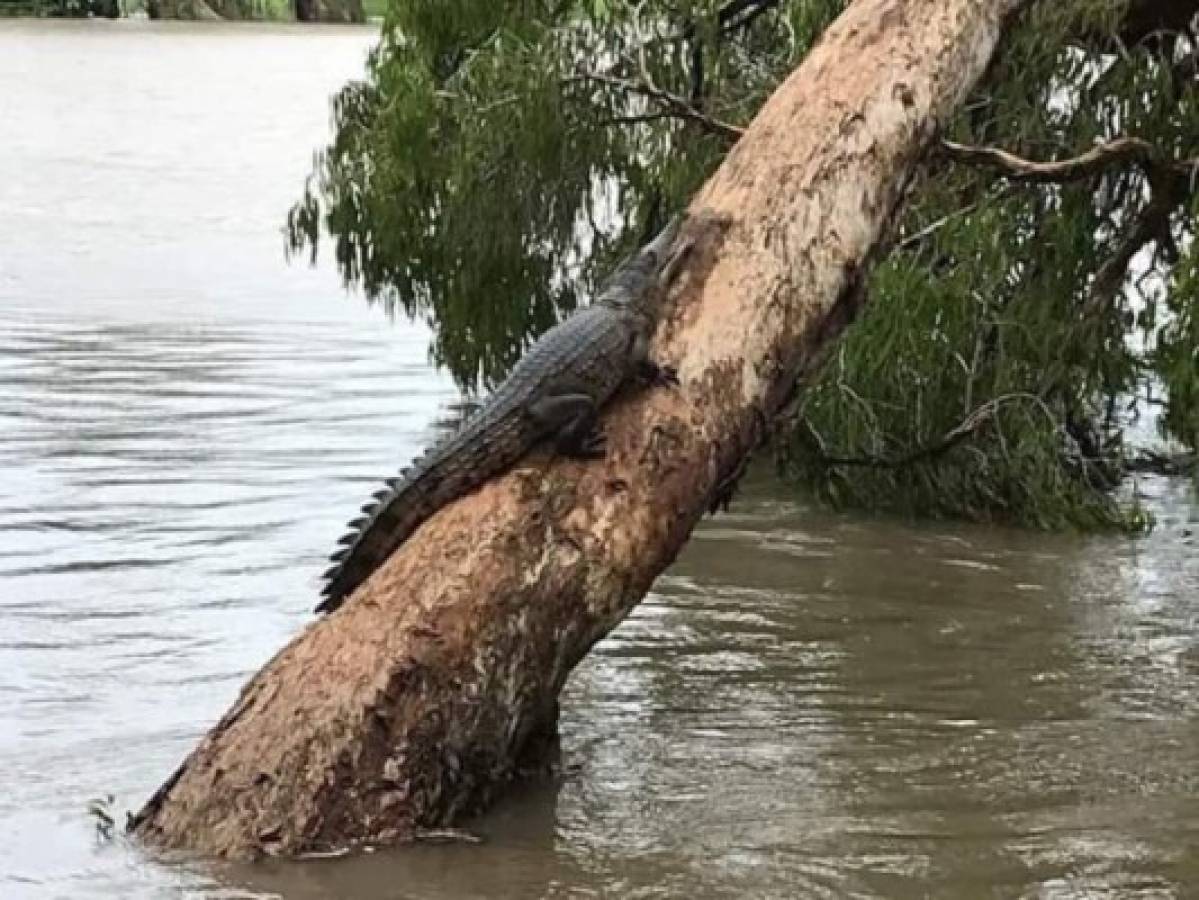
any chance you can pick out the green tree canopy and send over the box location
[289,0,1198,530]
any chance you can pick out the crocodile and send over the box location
[315,217,686,614]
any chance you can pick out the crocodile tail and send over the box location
[314,457,444,614]
[314,409,530,614]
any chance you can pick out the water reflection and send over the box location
[2,18,1198,900]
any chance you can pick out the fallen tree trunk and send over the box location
[130,0,1022,859]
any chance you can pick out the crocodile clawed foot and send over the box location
[574,430,608,459]
[640,360,679,388]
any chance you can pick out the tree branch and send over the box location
[941,137,1194,332]
[1071,0,1199,52]
[1082,165,1185,317]
[680,1,782,107]
[1123,448,1196,476]
[586,0,780,142]
[675,0,782,41]
[940,136,1198,183]
[573,69,745,143]
[717,0,782,36]
[895,199,982,252]
[813,393,1055,469]
[592,112,676,128]
[688,37,706,108]
[1111,0,1199,47]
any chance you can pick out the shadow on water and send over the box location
[2,17,1198,900]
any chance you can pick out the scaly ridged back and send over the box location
[315,304,638,613]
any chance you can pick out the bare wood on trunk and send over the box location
[130,0,1022,859]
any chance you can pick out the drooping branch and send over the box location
[809,392,1055,470]
[942,137,1195,317]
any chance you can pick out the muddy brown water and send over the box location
[2,19,1198,900]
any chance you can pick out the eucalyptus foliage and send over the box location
[289,0,1198,530]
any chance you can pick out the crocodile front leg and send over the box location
[527,394,606,459]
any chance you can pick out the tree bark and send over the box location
[130,0,1022,860]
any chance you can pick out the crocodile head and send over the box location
[596,216,684,314]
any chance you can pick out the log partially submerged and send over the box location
[131,0,1022,859]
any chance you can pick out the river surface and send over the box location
[2,19,1199,900]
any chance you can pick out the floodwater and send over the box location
[2,19,1198,900]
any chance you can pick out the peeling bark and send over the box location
[130,0,1022,860]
